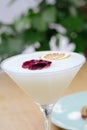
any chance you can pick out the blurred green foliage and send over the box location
[0,0,87,61]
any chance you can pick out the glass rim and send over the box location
[0,51,86,75]
[1,62,85,76]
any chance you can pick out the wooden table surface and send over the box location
[0,61,87,130]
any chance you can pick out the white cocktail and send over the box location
[1,51,86,130]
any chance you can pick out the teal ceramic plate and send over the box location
[51,92,87,130]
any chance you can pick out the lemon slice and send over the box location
[40,53,70,61]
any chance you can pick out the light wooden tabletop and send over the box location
[0,61,87,130]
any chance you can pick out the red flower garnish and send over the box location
[22,59,52,70]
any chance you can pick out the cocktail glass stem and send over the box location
[37,103,54,130]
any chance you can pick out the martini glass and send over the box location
[1,51,86,130]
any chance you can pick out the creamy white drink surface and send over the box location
[1,51,85,74]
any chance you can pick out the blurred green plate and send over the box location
[51,92,87,130]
